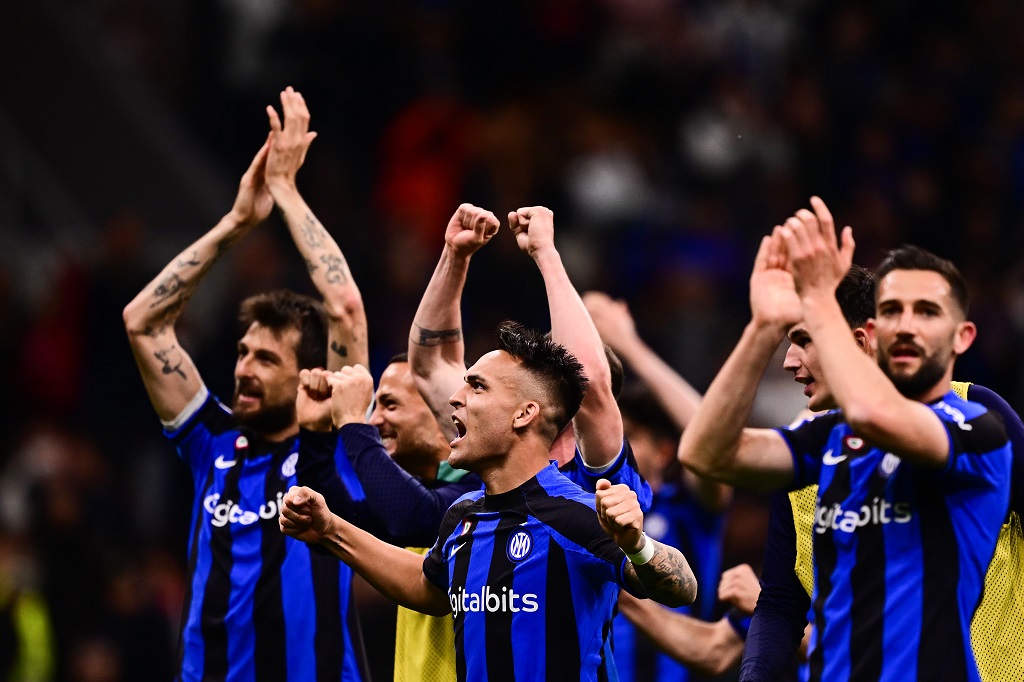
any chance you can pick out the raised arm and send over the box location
[409,204,500,441]
[280,485,451,616]
[584,291,730,509]
[596,479,696,607]
[780,197,953,467]
[265,87,368,371]
[123,140,274,421]
[617,593,744,677]
[510,207,622,468]
[676,232,800,490]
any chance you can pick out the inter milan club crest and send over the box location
[281,452,298,478]
[506,529,533,562]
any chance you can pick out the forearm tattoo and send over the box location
[177,251,202,268]
[149,273,186,307]
[304,258,319,275]
[154,346,187,379]
[630,541,696,603]
[411,324,463,347]
[330,341,348,358]
[299,213,328,250]
[319,254,349,285]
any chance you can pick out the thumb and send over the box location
[306,131,318,144]
[596,478,611,491]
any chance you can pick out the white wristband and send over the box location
[624,533,655,565]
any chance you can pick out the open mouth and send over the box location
[889,344,921,360]
[451,415,467,446]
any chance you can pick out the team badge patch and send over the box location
[281,452,298,478]
[844,436,864,450]
[235,435,249,449]
[506,529,533,562]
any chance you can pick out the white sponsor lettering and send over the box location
[449,586,539,615]
[814,496,911,534]
[822,449,847,466]
[935,401,973,431]
[203,492,285,528]
[214,455,237,469]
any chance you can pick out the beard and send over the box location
[878,348,949,399]
[232,392,296,436]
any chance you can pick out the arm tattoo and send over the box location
[629,540,697,604]
[149,273,186,307]
[304,258,319,275]
[300,213,328,250]
[319,254,350,284]
[412,324,463,347]
[330,341,348,358]
[154,347,187,380]
[177,251,202,268]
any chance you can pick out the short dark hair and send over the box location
[875,245,970,317]
[238,290,328,370]
[836,264,877,329]
[496,320,588,437]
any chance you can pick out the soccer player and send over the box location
[678,197,1011,681]
[123,88,370,681]
[280,322,697,681]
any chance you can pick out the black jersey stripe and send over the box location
[452,516,476,682]
[201,459,244,679]
[484,514,524,682]
[310,553,344,682]
[523,487,623,567]
[253,467,287,682]
[917,484,967,681]
[175,473,217,679]
[544,541,581,678]
[808,460,849,682]
[848,470,888,681]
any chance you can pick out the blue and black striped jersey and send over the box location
[422,462,641,681]
[778,390,1011,682]
[166,393,366,682]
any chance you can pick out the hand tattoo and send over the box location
[412,324,463,347]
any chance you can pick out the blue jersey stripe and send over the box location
[464,516,498,682]
[511,529,549,679]
[281,539,316,680]
[226,457,266,682]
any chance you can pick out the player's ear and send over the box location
[852,327,869,351]
[511,401,541,430]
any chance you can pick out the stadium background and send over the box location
[2,0,1024,679]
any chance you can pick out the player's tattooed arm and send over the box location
[265,87,368,372]
[124,136,274,421]
[624,539,698,608]
[411,323,463,347]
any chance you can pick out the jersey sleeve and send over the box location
[422,495,479,591]
[163,390,234,474]
[932,403,1011,490]
[740,491,810,681]
[775,411,841,489]
[294,429,383,536]
[340,424,483,547]
[967,384,1024,518]
[559,440,653,513]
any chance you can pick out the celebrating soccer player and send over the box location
[123,88,370,681]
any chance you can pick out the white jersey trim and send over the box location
[161,384,210,432]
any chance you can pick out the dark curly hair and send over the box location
[496,320,588,438]
[836,264,877,329]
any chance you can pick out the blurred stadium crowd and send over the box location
[3,0,1024,679]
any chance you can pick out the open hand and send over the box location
[779,196,855,301]
[265,86,318,190]
[749,228,802,329]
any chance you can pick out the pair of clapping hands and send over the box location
[296,367,374,432]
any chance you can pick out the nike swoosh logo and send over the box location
[822,449,847,466]
[214,455,238,469]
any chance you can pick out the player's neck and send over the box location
[258,422,300,444]
[481,448,549,496]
